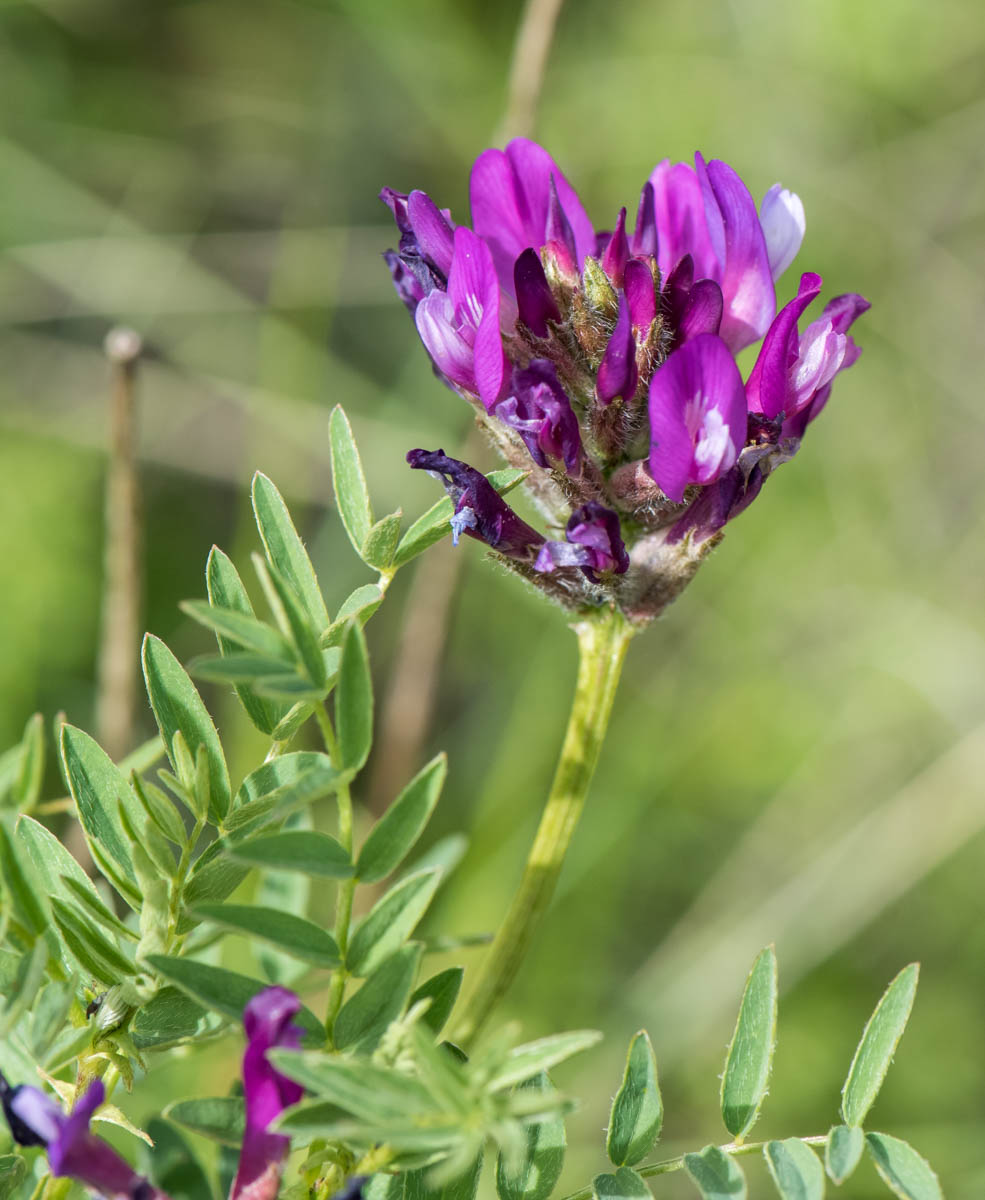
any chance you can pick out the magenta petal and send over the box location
[631,182,658,259]
[820,291,871,333]
[679,278,723,341]
[650,159,718,283]
[514,247,561,336]
[505,139,596,268]
[648,333,747,503]
[597,293,638,404]
[415,290,474,390]
[469,148,528,290]
[446,227,509,408]
[406,190,455,277]
[624,258,656,331]
[704,159,776,352]
[746,271,822,418]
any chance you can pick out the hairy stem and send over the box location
[451,605,634,1048]
[316,702,357,1041]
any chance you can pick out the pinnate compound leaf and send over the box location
[409,967,464,1036]
[607,1030,662,1167]
[489,1031,603,1092]
[393,467,527,568]
[357,754,447,882]
[0,1154,26,1200]
[143,1118,213,1200]
[336,621,373,772]
[142,635,231,823]
[496,1074,566,1200]
[840,964,919,1127]
[191,904,340,967]
[330,406,374,555]
[333,942,422,1051]
[865,1134,942,1200]
[165,1098,245,1146]
[252,472,330,630]
[763,1140,824,1200]
[683,1146,747,1200]
[825,1125,864,1185]
[206,546,287,735]
[720,945,777,1138]
[226,830,353,877]
[347,868,442,976]
[592,1167,650,1200]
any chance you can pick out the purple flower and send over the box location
[493,361,582,472]
[380,188,455,313]
[534,502,630,579]
[414,227,511,410]
[514,247,561,336]
[407,449,545,560]
[230,987,304,1200]
[649,155,781,353]
[470,139,596,293]
[648,333,747,504]
[0,1074,165,1200]
[746,272,870,428]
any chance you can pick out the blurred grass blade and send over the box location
[763,1139,824,1200]
[720,946,777,1138]
[865,1134,942,1200]
[840,964,919,1127]
[607,1030,662,1167]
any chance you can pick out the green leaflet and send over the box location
[333,943,422,1051]
[132,988,212,1051]
[142,635,231,823]
[143,1117,214,1200]
[347,868,442,976]
[720,946,778,1138]
[607,1030,662,1167]
[336,621,373,772]
[226,829,353,877]
[683,1146,747,1200]
[357,754,447,882]
[165,1097,245,1146]
[488,1031,603,1092]
[763,1139,824,1200]
[496,1074,566,1200]
[252,472,330,631]
[825,1125,864,1185]
[191,903,340,967]
[841,964,919,1127]
[409,967,464,1036]
[329,406,375,556]
[865,1133,942,1200]
[592,1167,650,1200]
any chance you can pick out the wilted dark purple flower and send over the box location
[0,1074,166,1200]
[230,987,304,1200]
[380,188,455,314]
[493,361,582,472]
[407,449,545,560]
[535,503,630,579]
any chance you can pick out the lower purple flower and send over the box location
[493,361,582,472]
[534,502,630,580]
[230,987,305,1200]
[407,449,545,560]
[0,1074,166,1200]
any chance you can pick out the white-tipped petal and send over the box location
[760,184,806,281]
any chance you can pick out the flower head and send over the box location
[383,140,867,623]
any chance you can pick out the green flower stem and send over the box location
[559,1135,829,1200]
[315,701,357,1042]
[451,604,634,1049]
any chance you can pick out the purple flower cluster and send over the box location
[0,988,306,1200]
[384,141,868,620]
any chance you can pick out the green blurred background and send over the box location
[2,0,984,1195]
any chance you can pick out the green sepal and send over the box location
[607,1030,662,1167]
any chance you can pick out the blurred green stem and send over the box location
[316,702,356,1042]
[452,605,633,1048]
